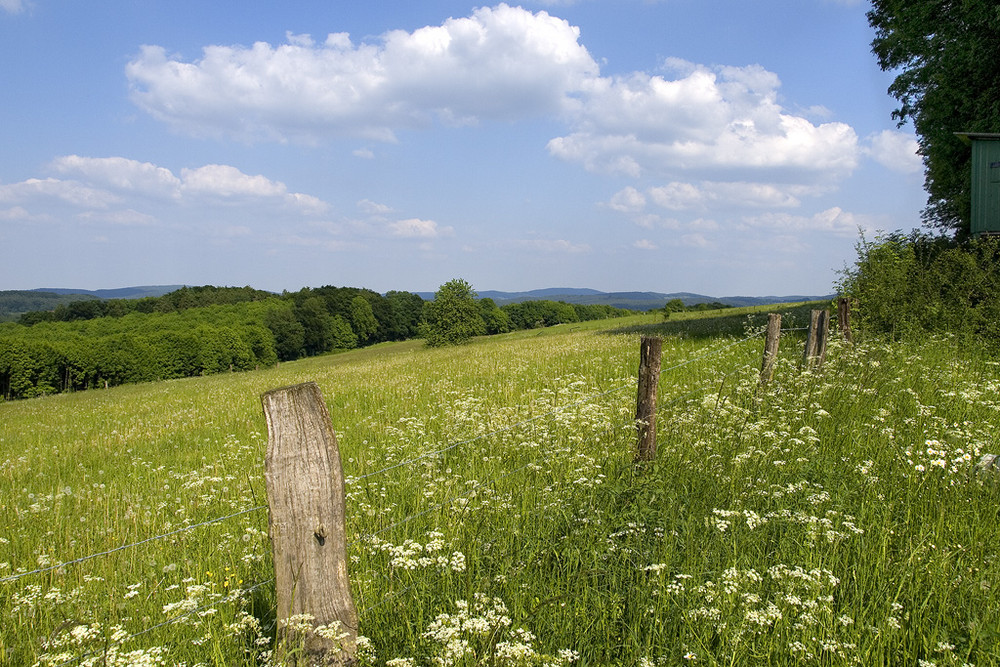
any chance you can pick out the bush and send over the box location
[839,231,1000,345]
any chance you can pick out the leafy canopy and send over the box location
[422,278,486,347]
[868,0,1000,235]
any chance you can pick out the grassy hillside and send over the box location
[1,312,998,665]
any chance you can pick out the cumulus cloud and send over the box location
[610,181,822,215]
[51,155,180,196]
[77,209,157,226]
[739,206,876,237]
[45,155,327,213]
[607,186,646,213]
[515,238,590,253]
[864,129,923,174]
[0,177,121,209]
[388,218,452,238]
[633,239,657,250]
[549,62,858,178]
[1,155,331,229]
[0,206,31,220]
[126,4,598,142]
[0,0,25,14]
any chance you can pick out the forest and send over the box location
[0,285,634,400]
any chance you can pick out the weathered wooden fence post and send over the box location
[262,382,357,666]
[803,309,831,368]
[838,297,853,343]
[636,336,662,462]
[759,313,782,386]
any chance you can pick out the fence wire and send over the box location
[0,505,266,584]
[11,328,777,664]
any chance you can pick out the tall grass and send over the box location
[1,315,998,666]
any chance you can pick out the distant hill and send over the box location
[0,290,101,322]
[3,284,833,322]
[32,285,185,300]
[0,286,185,322]
[468,289,834,311]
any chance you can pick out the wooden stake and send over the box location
[803,309,830,368]
[636,336,662,461]
[759,313,782,385]
[262,382,357,666]
[838,297,853,343]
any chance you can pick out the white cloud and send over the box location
[0,206,30,220]
[0,177,120,209]
[78,209,157,226]
[388,218,452,238]
[678,233,710,248]
[611,181,821,215]
[357,199,393,215]
[607,186,645,212]
[47,155,327,213]
[1,156,331,224]
[864,129,922,174]
[740,206,876,238]
[515,238,590,253]
[180,164,288,198]
[633,239,657,250]
[647,181,810,210]
[549,63,859,178]
[0,0,25,14]
[353,148,375,159]
[126,4,598,142]
[51,155,181,197]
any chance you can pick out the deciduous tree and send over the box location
[422,279,485,347]
[868,0,1000,235]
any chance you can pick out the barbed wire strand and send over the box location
[351,342,759,553]
[0,505,266,585]
[348,380,635,486]
[8,336,761,587]
[355,417,638,616]
[350,332,762,489]
[47,349,757,664]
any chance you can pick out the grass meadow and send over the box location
[1,306,999,666]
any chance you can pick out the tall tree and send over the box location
[349,295,379,345]
[868,1,1000,235]
[421,279,486,347]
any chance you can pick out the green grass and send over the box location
[1,312,999,666]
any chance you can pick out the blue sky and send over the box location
[0,0,925,296]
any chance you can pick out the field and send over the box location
[2,306,999,666]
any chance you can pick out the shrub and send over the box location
[839,230,1000,345]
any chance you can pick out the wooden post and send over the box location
[262,382,357,666]
[803,309,831,368]
[837,297,853,343]
[759,313,782,385]
[636,336,662,461]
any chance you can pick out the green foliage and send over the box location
[868,0,1000,234]
[331,314,359,350]
[422,278,486,347]
[0,291,99,322]
[350,295,380,345]
[385,290,426,339]
[295,297,339,357]
[263,303,305,361]
[478,298,513,335]
[839,231,1000,343]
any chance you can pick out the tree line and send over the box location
[0,283,634,400]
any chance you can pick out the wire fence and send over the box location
[3,325,791,664]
